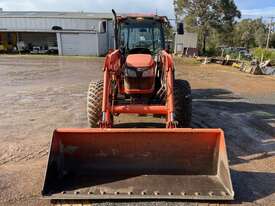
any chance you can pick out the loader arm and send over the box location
[100,49,176,128]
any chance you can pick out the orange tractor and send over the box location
[42,10,234,203]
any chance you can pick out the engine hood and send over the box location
[126,54,155,68]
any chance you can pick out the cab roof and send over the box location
[117,13,170,26]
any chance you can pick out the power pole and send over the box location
[261,17,274,62]
[266,17,274,49]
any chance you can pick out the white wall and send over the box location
[0,17,103,32]
[174,33,198,53]
[97,33,108,56]
[107,20,114,49]
[0,16,114,56]
[59,32,98,56]
[58,32,108,56]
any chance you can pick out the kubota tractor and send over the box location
[42,10,234,204]
[86,11,192,129]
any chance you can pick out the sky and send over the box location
[0,0,274,19]
[236,0,275,18]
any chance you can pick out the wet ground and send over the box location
[0,55,274,206]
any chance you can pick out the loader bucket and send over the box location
[42,128,234,201]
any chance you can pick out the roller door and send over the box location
[60,33,98,56]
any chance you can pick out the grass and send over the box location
[173,56,200,65]
[252,48,275,63]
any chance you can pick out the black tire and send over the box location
[87,80,104,128]
[174,79,192,127]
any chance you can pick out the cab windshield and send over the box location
[119,22,164,54]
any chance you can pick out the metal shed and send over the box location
[174,33,198,56]
[0,10,114,56]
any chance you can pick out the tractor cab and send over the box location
[114,14,169,95]
[118,15,166,55]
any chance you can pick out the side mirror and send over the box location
[177,22,184,35]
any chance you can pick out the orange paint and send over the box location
[112,105,168,114]
[126,54,155,68]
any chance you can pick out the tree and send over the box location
[173,0,188,21]
[173,0,241,54]
[185,0,217,53]
[233,18,267,48]
[270,32,275,48]
[255,27,267,48]
[213,0,241,46]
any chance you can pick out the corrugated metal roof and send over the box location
[0,11,113,19]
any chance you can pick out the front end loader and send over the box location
[42,10,234,203]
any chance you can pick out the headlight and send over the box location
[126,68,136,77]
[125,67,154,78]
[142,68,154,77]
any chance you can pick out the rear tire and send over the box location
[174,79,192,127]
[87,80,104,128]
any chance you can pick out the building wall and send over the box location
[0,13,114,56]
[174,33,198,55]
[58,32,97,56]
[175,33,198,48]
[0,17,105,31]
[107,20,114,49]
[58,32,108,56]
[97,33,108,56]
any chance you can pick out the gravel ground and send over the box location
[0,55,274,206]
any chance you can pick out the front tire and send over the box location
[87,80,104,128]
[174,79,192,127]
